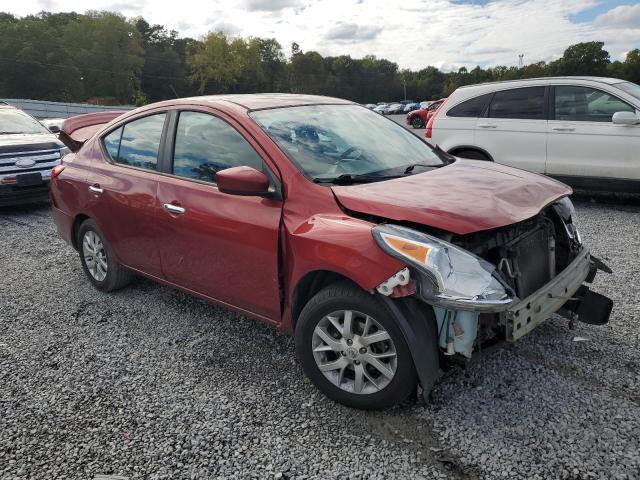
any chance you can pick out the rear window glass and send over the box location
[103,114,166,171]
[488,87,545,120]
[447,94,491,117]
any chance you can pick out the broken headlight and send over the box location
[373,224,513,311]
[554,197,581,245]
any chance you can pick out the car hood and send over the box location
[331,159,572,235]
[0,133,63,154]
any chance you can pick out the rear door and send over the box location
[86,112,167,278]
[154,109,282,321]
[546,84,640,186]
[474,86,548,173]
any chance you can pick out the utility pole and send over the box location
[403,78,407,101]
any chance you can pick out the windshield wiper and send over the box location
[313,173,404,185]
[403,163,446,174]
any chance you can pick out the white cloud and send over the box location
[594,4,640,29]
[4,0,640,70]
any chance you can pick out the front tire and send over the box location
[295,283,417,409]
[411,116,424,129]
[78,219,132,292]
[454,149,490,161]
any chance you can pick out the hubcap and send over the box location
[312,310,397,395]
[82,230,108,281]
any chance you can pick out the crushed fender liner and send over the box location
[379,296,440,404]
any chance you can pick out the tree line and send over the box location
[1,10,638,106]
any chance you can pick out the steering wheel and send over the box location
[338,146,362,160]
[332,147,363,171]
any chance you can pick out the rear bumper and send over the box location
[502,249,611,341]
[51,205,74,247]
[0,182,50,207]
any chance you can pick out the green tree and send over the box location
[556,41,610,76]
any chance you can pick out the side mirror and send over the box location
[48,125,61,133]
[216,166,270,196]
[612,111,640,125]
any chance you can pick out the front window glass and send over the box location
[615,82,640,102]
[555,86,635,122]
[0,109,50,135]
[488,87,545,120]
[173,111,263,182]
[252,104,443,180]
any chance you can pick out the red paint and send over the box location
[216,166,270,195]
[405,99,444,128]
[332,159,571,235]
[50,94,571,334]
[425,99,447,139]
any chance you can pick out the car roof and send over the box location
[458,76,624,90]
[176,93,354,111]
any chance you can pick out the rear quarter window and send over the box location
[446,93,492,117]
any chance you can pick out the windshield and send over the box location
[251,104,444,181]
[0,109,50,135]
[616,82,640,103]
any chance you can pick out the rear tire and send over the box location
[411,116,424,129]
[454,149,491,161]
[77,219,132,292]
[295,283,417,409]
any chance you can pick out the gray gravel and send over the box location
[1,200,639,480]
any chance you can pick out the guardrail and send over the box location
[0,98,135,119]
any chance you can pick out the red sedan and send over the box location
[51,94,612,409]
[405,99,445,129]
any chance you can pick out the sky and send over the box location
[4,0,640,71]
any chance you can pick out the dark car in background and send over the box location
[0,105,69,206]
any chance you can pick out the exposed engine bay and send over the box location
[372,198,613,362]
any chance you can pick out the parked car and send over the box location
[406,99,446,129]
[373,104,388,114]
[427,77,640,192]
[50,94,612,409]
[403,103,419,113]
[364,104,377,110]
[385,103,404,115]
[0,105,70,206]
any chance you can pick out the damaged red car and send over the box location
[51,94,613,409]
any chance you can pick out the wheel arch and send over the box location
[71,213,91,250]
[448,145,494,161]
[290,270,360,332]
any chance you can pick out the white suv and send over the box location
[427,77,640,192]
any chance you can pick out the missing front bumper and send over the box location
[502,249,611,341]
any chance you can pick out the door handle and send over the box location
[163,203,186,215]
[478,123,497,129]
[88,185,103,195]
[552,127,575,132]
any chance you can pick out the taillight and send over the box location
[425,99,447,139]
[51,165,65,178]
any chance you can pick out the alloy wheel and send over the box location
[82,230,108,281]
[312,310,397,394]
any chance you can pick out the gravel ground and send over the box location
[0,200,639,480]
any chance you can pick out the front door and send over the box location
[546,85,640,187]
[155,110,282,321]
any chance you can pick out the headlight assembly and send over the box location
[372,224,513,311]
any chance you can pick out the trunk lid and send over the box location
[60,111,127,152]
[331,159,571,235]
